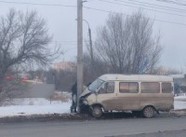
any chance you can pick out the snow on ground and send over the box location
[174,95,186,110]
[174,101,186,110]
[2,98,65,106]
[0,98,71,118]
[174,95,186,101]
[0,95,186,118]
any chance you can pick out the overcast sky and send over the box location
[0,0,186,71]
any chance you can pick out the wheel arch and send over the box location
[142,105,157,112]
[91,103,105,111]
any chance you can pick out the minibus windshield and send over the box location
[88,79,105,92]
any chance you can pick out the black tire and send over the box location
[91,105,103,118]
[79,105,89,114]
[143,106,155,118]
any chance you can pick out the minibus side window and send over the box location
[162,83,172,93]
[119,82,138,93]
[141,82,160,93]
[99,82,115,94]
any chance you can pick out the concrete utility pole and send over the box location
[77,0,83,111]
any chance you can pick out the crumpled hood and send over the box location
[80,88,91,98]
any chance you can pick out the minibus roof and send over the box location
[99,74,173,82]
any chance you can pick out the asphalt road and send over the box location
[0,117,186,137]
[116,129,186,137]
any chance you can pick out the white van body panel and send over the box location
[80,74,174,112]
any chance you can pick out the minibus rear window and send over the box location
[141,82,160,93]
[162,83,172,93]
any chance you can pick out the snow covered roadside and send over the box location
[0,96,186,118]
[0,98,71,118]
[174,95,186,101]
[174,101,186,110]
[174,96,186,110]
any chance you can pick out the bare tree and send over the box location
[93,12,161,74]
[83,53,109,83]
[152,66,181,75]
[0,9,58,101]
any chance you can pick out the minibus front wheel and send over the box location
[91,105,103,118]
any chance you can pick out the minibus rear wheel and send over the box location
[142,106,155,118]
[91,105,103,118]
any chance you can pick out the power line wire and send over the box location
[0,0,186,27]
[1,0,185,17]
[97,0,186,17]
[0,0,76,7]
[84,6,186,27]
[156,0,186,6]
[114,0,186,13]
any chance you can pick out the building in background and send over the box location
[52,61,76,72]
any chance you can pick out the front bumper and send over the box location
[79,98,90,113]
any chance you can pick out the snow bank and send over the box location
[174,101,186,110]
[174,95,186,110]
[0,96,186,118]
[0,98,71,118]
[3,98,64,106]
[175,95,186,100]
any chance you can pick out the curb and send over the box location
[0,113,92,123]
